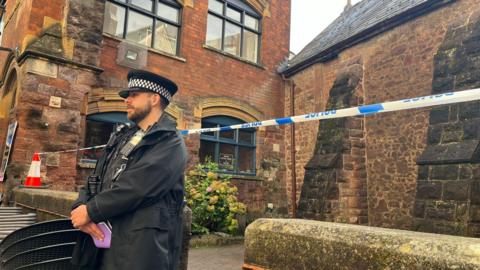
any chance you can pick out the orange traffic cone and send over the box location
[24,153,42,187]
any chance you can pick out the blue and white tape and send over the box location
[39,88,480,154]
[180,88,480,135]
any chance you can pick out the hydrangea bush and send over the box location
[185,162,246,235]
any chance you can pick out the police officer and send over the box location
[71,70,188,270]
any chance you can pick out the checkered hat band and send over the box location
[128,78,172,102]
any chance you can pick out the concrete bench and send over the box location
[244,219,480,270]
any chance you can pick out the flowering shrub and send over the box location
[185,162,246,235]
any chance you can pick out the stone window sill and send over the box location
[202,45,265,70]
[102,34,187,63]
[229,174,263,181]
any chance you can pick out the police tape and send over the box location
[38,88,480,155]
[38,144,107,155]
[180,88,480,135]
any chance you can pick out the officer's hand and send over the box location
[79,222,104,241]
[70,205,91,228]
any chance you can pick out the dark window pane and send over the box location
[199,140,216,163]
[238,130,253,144]
[218,144,235,171]
[226,6,241,22]
[103,2,125,37]
[244,14,258,30]
[242,30,258,62]
[202,121,217,137]
[126,10,153,46]
[206,14,222,50]
[84,121,115,160]
[154,21,178,54]
[208,0,223,14]
[157,2,179,23]
[131,0,153,11]
[219,129,234,140]
[238,147,254,174]
[224,22,241,56]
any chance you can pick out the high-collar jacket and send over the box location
[72,113,188,270]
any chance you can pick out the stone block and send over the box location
[443,181,469,201]
[45,153,60,167]
[463,119,480,140]
[244,219,480,270]
[413,200,425,218]
[459,165,473,180]
[417,165,429,180]
[470,205,480,222]
[458,101,480,120]
[425,202,456,221]
[470,181,480,205]
[429,106,450,125]
[417,140,480,165]
[25,58,58,78]
[427,125,442,144]
[416,182,442,200]
[431,164,459,180]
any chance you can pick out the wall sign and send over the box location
[0,121,18,182]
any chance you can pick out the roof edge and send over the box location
[281,0,457,77]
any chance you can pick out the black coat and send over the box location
[72,114,188,270]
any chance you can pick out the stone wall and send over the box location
[286,0,480,233]
[413,8,480,236]
[297,64,368,224]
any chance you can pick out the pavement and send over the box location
[187,244,244,270]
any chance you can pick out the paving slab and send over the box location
[188,244,244,270]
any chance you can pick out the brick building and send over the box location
[280,0,480,236]
[0,0,291,220]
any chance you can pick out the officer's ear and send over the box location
[149,93,161,107]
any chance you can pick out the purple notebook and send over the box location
[92,222,112,249]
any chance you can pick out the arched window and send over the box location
[199,115,256,175]
[83,112,130,159]
[206,0,261,63]
[103,0,182,55]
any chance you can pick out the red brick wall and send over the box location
[286,0,478,229]
[98,1,291,217]
[0,0,291,217]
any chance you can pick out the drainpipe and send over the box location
[290,81,297,218]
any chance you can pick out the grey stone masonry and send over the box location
[413,11,480,237]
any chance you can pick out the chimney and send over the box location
[344,0,352,11]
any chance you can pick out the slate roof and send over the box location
[281,0,456,76]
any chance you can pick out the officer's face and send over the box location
[125,91,153,123]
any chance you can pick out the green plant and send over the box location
[185,161,246,235]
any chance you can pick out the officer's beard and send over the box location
[127,101,152,124]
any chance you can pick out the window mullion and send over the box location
[239,10,244,57]
[123,6,129,39]
[152,0,158,48]
[234,145,239,174]
[221,9,226,50]
[215,141,220,164]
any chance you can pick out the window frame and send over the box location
[206,0,262,63]
[104,0,182,56]
[200,116,256,176]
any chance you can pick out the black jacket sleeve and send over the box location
[86,135,186,223]
[71,186,88,210]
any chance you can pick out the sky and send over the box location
[290,0,363,54]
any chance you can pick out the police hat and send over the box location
[118,69,178,105]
